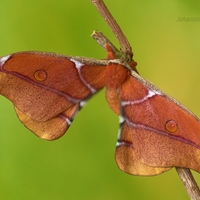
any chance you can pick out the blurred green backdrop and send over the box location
[1,0,200,199]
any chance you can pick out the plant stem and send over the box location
[91,0,200,199]
[91,0,133,59]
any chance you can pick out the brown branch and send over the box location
[176,168,200,199]
[91,31,120,56]
[91,0,133,59]
[90,0,200,199]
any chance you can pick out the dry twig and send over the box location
[90,0,200,199]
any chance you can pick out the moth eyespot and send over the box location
[165,120,178,133]
[34,70,47,81]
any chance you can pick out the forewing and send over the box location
[116,71,200,175]
[0,52,107,139]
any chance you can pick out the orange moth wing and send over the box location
[106,63,200,175]
[0,52,107,140]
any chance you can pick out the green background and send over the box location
[1,0,200,199]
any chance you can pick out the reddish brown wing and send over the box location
[115,121,171,176]
[115,69,200,176]
[0,52,107,140]
[117,72,200,175]
[14,104,80,140]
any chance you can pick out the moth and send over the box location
[1,41,200,176]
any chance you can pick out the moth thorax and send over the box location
[106,63,129,89]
